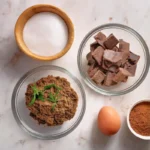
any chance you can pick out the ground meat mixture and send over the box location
[25,75,78,126]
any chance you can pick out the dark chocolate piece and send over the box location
[104,34,119,49]
[104,72,115,86]
[119,68,132,76]
[113,68,132,83]
[88,66,99,78]
[99,66,108,74]
[94,32,106,41]
[118,39,130,65]
[124,62,137,76]
[129,52,140,64]
[92,46,104,65]
[108,65,119,73]
[86,52,95,65]
[90,42,99,52]
[119,39,130,52]
[102,61,109,71]
[113,46,119,51]
[94,32,107,49]
[103,50,123,64]
[121,52,129,65]
[92,70,105,84]
[96,40,106,49]
[104,60,112,68]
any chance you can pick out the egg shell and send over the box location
[98,106,121,135]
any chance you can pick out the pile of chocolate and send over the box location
[87,32,140,86]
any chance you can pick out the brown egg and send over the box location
[98,106,121,135]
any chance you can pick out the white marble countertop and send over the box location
[0,0,150,150]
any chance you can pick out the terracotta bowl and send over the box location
[15,4,74,61]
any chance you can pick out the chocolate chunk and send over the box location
[102,61,109,71]
[86,52,95,65]
[94,32,107,49]
[129,52,140,64]
[119,39,130,52]
[121,52,129,66]
[92,46,104,65]
[104,34,119,49]
[104,60,112,68]
[94,32,106,41]
[119,68,132,76]
[104,72,116,86]
[96,40,106,49]
[118,40,130,65]
[92,70,105,84]
[88,66,99,78]
[108,65,119,73]
[124,62,137,76]
[116,61,122,67]
[103,50,123,64]
[113,46,119,51]
[113,68,132,83]
[99,66,107,74]
[90,42,99,52]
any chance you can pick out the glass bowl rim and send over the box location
[77,23,150,96]
[11,65,86,140]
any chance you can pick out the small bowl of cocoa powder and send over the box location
[127,100,150,140]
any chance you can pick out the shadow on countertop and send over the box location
[89,118,111,150]
[89,117,150,150]
[118,118,150,150]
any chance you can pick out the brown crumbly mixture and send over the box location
[25,75,78,126]
[129,102,150,136]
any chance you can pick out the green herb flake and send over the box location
[44,84,55,90]
[29,94,36,106]
[48,93,57,103]
[28,84,45,106]
[28,83,61,108]
[31,85,39,95]
[37,92,45,101]
[51,103,57,111]
[44,84,62,91]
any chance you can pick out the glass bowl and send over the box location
[78,23,150,96]
[11,65,86,140]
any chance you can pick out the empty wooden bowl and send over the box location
[15,4,74,61]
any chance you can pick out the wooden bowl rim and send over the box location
[15,4,74,61]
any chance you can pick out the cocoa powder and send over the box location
[129,102,150,136]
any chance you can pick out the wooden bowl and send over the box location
[15,4,74,61]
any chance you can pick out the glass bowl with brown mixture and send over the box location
[11,65,86,140]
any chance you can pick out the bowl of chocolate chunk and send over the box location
[78,23,150,96]
[11,66,86,140]
[127,100,150,140]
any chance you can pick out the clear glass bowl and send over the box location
[78,23,150,96]
[11,65,86,140]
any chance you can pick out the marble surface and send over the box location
[0,0,150,150]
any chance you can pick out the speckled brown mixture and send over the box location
[25,75,78,126]
[129,102,150,136]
